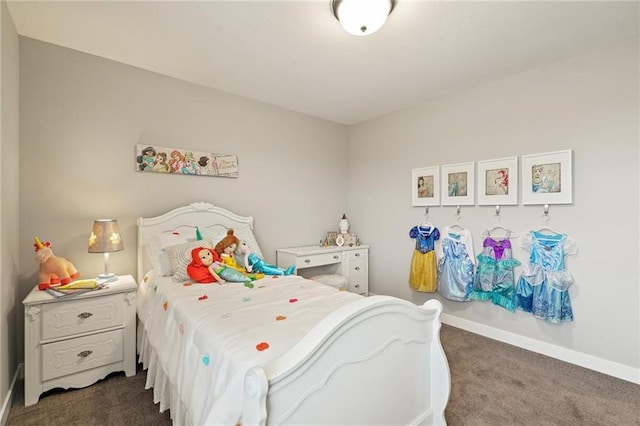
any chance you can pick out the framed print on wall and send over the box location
[441,162,475,206]
[477,156,518,205]
[411,166,440,206]
[521,149,573,205]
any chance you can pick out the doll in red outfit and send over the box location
[186,246,226,283]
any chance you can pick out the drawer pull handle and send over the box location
[77,350,93,358]
[355,267,360,271]
[355,253,360,257]
[333,255,339,260]
[78,312,93,319]
[355,284,360,289]
[304,259,311,264]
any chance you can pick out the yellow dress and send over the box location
[408,225,440,292]
[409,250,437,292]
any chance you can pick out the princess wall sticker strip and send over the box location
[135,144,239,178]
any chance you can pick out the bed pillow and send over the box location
[200,225,264,259]
[165,239,214,282]
[147,231,198,276]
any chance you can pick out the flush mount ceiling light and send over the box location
[332,0,396,36]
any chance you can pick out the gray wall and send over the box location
[12,30,639,387]
[1,0,20,419]
[347,38,639,380]
[17,37,349,361]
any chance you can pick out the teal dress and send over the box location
[469,237,521,312]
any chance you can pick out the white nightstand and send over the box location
[276,245,369,295]
[22,275,137,406]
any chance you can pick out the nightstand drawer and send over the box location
[41,329,123,381]
[41,293,125,340]
[295,252,343,269]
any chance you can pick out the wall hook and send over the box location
[542,204,551,224]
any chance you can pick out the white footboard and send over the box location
[243,297,450,425]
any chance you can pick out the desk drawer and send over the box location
[347,275,367,295]
[41,294,125,340]
[295,252,343,269]
[41,329,123,381]
[347,249,367,261]
[347,260,366,277]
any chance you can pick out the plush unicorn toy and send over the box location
[34,236,79,290]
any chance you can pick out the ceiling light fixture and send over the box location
[332,0,396,36]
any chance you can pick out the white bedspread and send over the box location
[137,273,362,426]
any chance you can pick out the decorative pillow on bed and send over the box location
[165,239,214,282]
[147,231,198,276]
[201,225,264,259]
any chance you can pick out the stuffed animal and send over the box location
[34,236,80,290]
[187,246,254,288]
[214,229,240,256]
[187,246,225,283]
[215,230,265,280]
[234,241,296,276]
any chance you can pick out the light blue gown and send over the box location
[516,231,575,323]
[437,236,474,302]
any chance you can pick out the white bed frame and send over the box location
[137,202,451,425]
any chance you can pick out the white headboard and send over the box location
[137,202,259,283]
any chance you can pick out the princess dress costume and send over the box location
[469,237,521,312]
[409,225,440,292]
[516,231,577,323]
[436,226,475,302]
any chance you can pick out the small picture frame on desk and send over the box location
[326,232,358,247]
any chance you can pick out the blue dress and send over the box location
[516,231,576,323]
[436,227,474,302]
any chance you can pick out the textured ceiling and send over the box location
[7,1,639,125]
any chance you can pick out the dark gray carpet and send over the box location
[7,325,639,425]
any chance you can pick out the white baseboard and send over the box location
[0,363,23,426]
[441,314,640,385]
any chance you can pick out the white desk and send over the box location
[276,245,369,295]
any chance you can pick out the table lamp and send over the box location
[88,219,124,279]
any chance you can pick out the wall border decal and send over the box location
[135,145,239,178]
